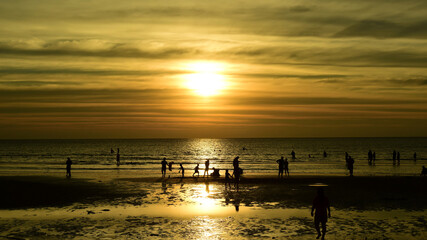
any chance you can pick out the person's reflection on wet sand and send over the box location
[205,181,210,194]
[234,197,240,212]
[161,181,167,194]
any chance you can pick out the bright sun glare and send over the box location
[184,62,227,96]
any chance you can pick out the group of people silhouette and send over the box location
[65,148,422,179]
[159,157,242,187]
[276,156,289,178]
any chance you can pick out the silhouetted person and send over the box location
[193,164,200,177]
[393,150,396,161]
[421,166,427,176]
[161,158,168,177]
[116,150,120,166]
[276,156,285,178]
[232,156,241,183]
[66,157,72,177]
[414,152,417,161]
[397,152,400,165]
[347,156,354,176]
[211,167,220,177]
[179,163,184,178]
[203,159,210,177]
[291,150,296,160]
[284,158,289,176]
[323,151,327,158]
[225,169,232,188]
[110,148,114,154]
[311,188,331,240]
[233,156,240,170]
[368,150,372,163]
[168,161,174,171]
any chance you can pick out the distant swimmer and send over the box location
[66,157,72,177]
[161,158,168,177]
[291,150,296,160]
[193,164,200,177]
[242,147,247,150]
[311,188,331,240]
[203,159,210,177]
[284,158,289,176]
[276,156,285,178]
[179,163,185,178]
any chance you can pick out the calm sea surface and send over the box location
[0,138,426,176]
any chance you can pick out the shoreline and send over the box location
[1,174,426,210]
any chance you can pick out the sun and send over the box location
[183,62,227,96]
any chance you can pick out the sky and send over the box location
[0,0,426,139]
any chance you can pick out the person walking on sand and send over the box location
[193,163,200,177]
[284,158,289,176]
[179,163,185,178]
[276,156,285,178]
[66,157,72,177]
[311,188,331,240]
[203,159,210,177]
[161,158,168,177]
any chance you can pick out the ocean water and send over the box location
[0,138,426,176]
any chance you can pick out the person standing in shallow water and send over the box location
[284,158,289,176]
[347,156,354,176]
[203,159,210,177]
[193,164,200,177]
[276,156,285,178]
[66,157,72,177]
[311,188,331,240]
[161,158,168,177]
[116,149,120,166]
[178,163,184,178]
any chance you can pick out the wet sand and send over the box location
[1,174,427,239]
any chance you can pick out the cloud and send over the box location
[334,20,427,39]
[0,40,196,59]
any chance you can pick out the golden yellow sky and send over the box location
[1,0,427,138]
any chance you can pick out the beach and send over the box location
[1,172,426,239]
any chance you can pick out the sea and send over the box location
[0,138,426,177]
